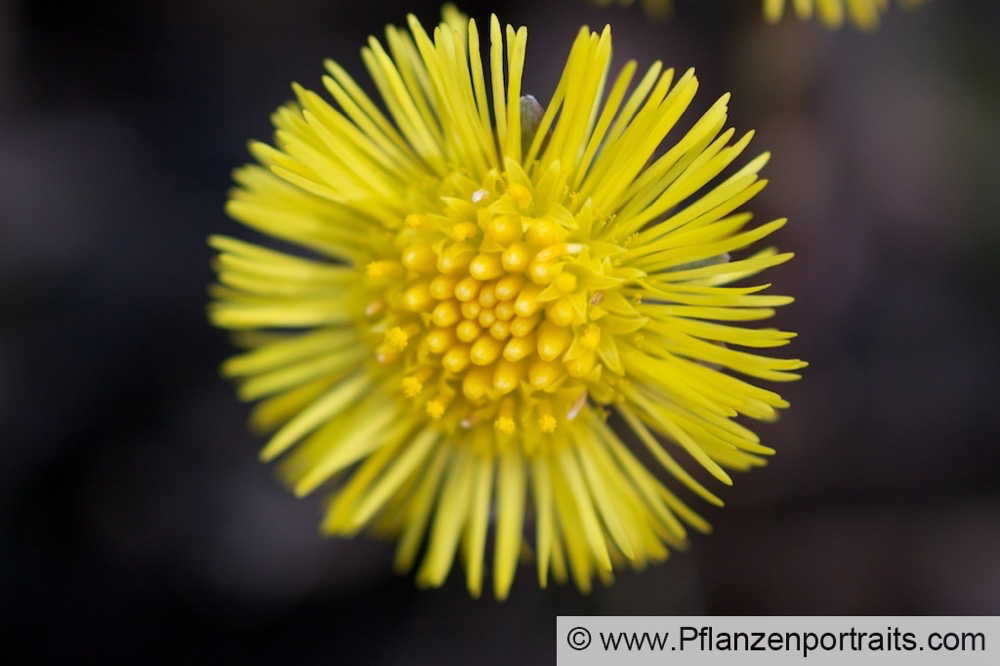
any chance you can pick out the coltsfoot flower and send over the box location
[595,0,926,30]
[763,0,927,30]
[593,0,673,19]
[209,7,804,599]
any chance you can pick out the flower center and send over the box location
[364,178,611,442]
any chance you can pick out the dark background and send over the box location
[2,0,999,662]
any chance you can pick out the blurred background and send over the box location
[2,0,999,662]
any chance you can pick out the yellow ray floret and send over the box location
[209,7,803,599]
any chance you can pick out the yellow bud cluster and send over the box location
[368,182,607,439]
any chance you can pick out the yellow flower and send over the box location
[593,0,673,19]
[763,0,927,30]
[209,7,804,599]
[593,0,927,30]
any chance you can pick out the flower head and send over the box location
[209,7,804,599]
[595,0,926,30]
[593,0,673,19]
[763,0,927,30]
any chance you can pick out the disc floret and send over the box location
[366,170,635,453]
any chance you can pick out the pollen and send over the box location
[405,213,428,229]
[385,327,409,350]
[494,416,516,434]
[401,376,423,397]
[539,414,557,433]
[537,400,558,433]
[426,400,445,420]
